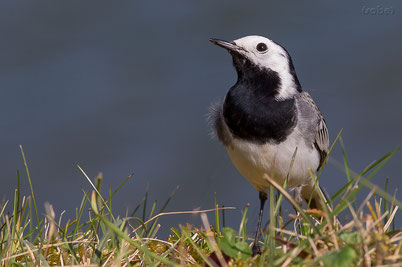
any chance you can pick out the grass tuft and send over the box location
[0,143,401,266]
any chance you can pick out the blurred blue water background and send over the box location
[1,1,401,235]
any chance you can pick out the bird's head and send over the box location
[210,35,301,99]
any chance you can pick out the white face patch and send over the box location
[232,35,299,100]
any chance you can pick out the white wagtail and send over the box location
[209,35,330,254]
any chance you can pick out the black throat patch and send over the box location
[223,57,297,144]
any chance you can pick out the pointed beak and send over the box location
[209,38,242,53]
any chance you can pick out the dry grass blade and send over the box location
[201,213,228,267]
[132,206,235,233]
[262,174,321,235]
[384,206,399,232]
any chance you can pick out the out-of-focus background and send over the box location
[1,1,401,235]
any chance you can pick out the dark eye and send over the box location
[256,43,268,52]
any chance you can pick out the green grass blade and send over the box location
[107,173,134,205]
[331,146,399,202]
[148,186,179,239]
[339,137,351,182]
[332,146,400,215]
[72,188,89,238]
[214,192,220,236]
[238,204,249,241]
[269,185,275,260]
[142,185,149,222]
[14,171,21,227]
[158,186,179,214]
[274,147,296,215]
[181,227,214,266]
[76,164,115,222]
[0,201,8,218]
[19,145,43,243]
[90,192,174,266]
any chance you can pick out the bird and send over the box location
[209,35,330,255]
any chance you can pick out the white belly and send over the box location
[226,130,320,192]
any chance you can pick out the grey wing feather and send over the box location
[299,92,330,171]
[315,114,329,170]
